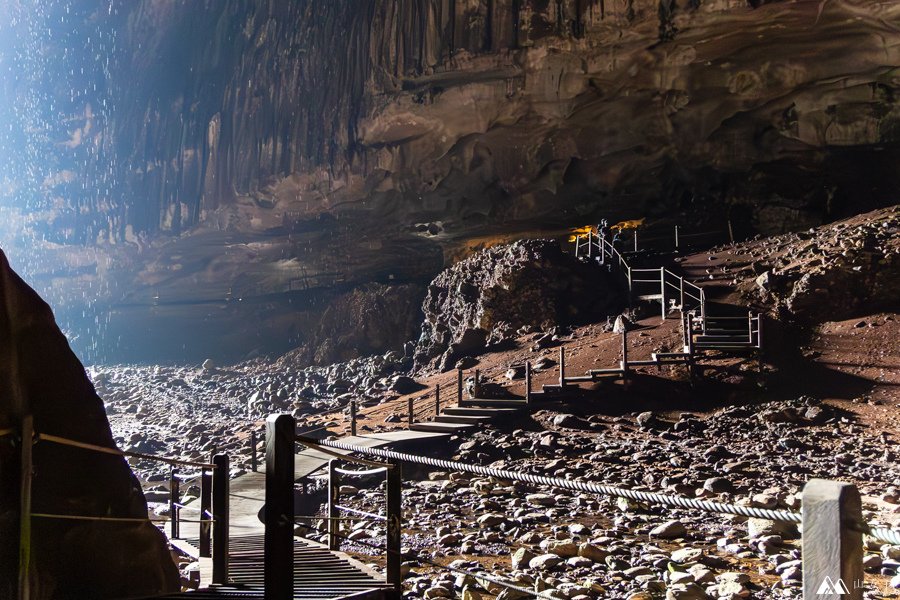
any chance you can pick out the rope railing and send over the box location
[333,504,386,522]
[296,437,394,468]
[334,466,389,477]
[299,436,800,523]
[31,512,169,524]
[36,433,217,469]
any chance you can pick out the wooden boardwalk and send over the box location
[164,430,447,599]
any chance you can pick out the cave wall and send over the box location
[2,0,900,362]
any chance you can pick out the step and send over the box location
[441,407,520,417]
[563,375,596,383]
[587,368,626,376]
[410,422,478,434]
[460,398,529,408]
[651,353,691,364]
[433,415,491,425]
[626,359,660,367]
[636,294,663,301]
[652,352,691,359]
[694,344,757,351]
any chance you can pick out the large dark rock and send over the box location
[0,250,179,599]
[301,283,425,366]
[414,239,620,371]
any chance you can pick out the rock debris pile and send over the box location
[736,206,900,322]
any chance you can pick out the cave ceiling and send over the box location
[1,0,899,361]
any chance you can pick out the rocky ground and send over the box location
[306,396,900,600]
[92,207,900,598]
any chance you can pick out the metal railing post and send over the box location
[559,346,565,387]
[328,460,340,551]
[679,277,684,311]
[434,385,440,417]
[457,368,464,407]
[385,460,402,597]
[727,219,734,245]
[350,400,357,437]
[407,397,414,427]
[169,466,180,540]
[199,469,212,558]
[633,230,638,252]
[211,453,230,585]
[801,480,863,600]
[660,267,667,320]
[265,413,295,600]
[525,362,532,405]
[18,415,33,600]
[674,225,679,250]
[250,430,257,473]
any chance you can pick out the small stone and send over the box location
[578,543,609,563]
[511,547,536,570]
[703,477,734,494]
[651,520,687,539]
[529,553,563,570]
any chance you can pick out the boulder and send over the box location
[0,249,179,598]
[413,240,619,371]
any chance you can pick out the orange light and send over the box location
[567,225,594,243]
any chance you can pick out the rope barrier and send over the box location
[334,504,387,522]
[867,527,900,546]
[295,515,381,523]
[335,466,388,477]
[36,433,217,469]
[296,437,394,469]
[31,512,168,524]
[298,436,802,523]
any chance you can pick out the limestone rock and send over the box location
[0,250,179,597]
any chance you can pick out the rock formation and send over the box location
[3,0,900,361]
[414,239,620,370]
[0,249,179,598]
[296,283,425,366]
[738,205,900,322]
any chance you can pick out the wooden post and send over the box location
[525,362,532,405]
[385,461,402,595]
[434,385,440,417]
[457,368,464,407]
[211,453,230,585]
[350,400,357,436]
[407,397,414,427]
[660,267,667,320]
[327,460,340,551]
[18,415,33,600]
[265,413,295,600]
[558,346,565,387]
[250,430,257,473]
[801,480,863,600]
[199,469,212,558]
[169,467,180,540]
